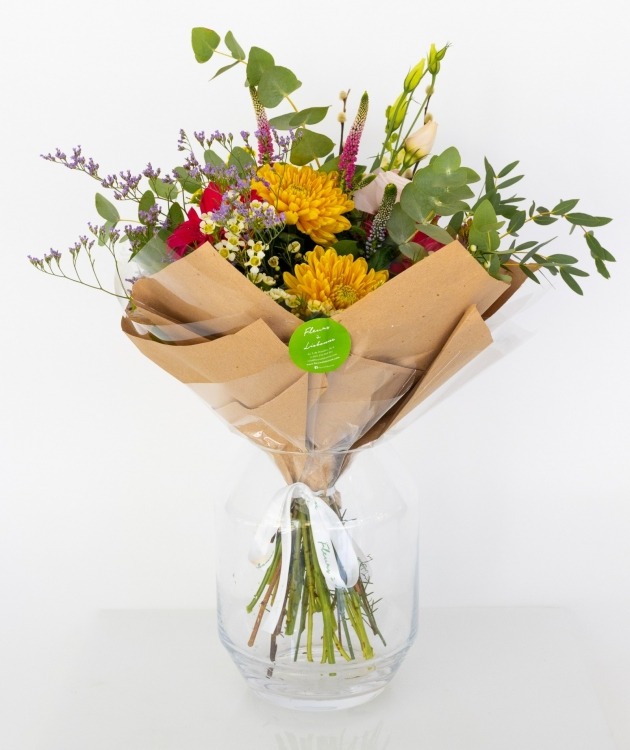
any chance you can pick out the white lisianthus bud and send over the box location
[353,170,410,214]
[403,121,438,162]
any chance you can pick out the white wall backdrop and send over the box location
[1,0,629,745]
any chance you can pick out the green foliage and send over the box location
[95,193,120,223]
[191,27,220,63]
[269,107,330,129]
[290,129,334,166]
[400,147,479,222]
[257,66,302,108]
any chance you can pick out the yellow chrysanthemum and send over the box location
[284,246,388,312]
[252,163,354,246]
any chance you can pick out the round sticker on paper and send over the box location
[288,318,352,373]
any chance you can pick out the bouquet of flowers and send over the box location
[30,27,614,706]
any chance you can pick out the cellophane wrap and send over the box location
[122,239,527,487]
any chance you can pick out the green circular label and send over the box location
[288,318,352,373]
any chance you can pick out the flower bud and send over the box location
[337,112,347,123]
[403,121,438,162]
[403,59,425,91]
[386,93,409,130]
[339,90,348,101]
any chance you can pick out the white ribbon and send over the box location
[248,482,361,634]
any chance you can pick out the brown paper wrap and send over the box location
[123,240,524,487]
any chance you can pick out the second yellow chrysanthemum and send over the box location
[284,246,388,313]
[252,163,354,246]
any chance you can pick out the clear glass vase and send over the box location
[214,443,419,711]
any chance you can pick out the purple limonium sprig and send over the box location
[338,92,369,190]
[249,87,274,165]
[365,183,397,258]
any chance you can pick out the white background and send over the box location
[1,0,629,746]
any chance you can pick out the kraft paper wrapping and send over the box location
[123,240,522,487]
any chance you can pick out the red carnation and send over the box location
[167,183,223,257]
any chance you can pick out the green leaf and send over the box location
[167,202,185,230]
[387,203,417,244]
[546,254,578,264]
[497,160,519,178]
[269,106,330,130]
[211,60,240,80]
[565,212,612,227]
[551,198,579,215]
[585,232,616,262]
[95,193,120,223]
[191,27,220,63]
[414,223,454,245]
[333,240,360,256]
[483,156,495,195]
[225,30,245,60]
[257,65,302,108]
[560,267,584,294]
[173,167,202,194]
[318,155,341,174]
[246,46,275,86]
[469,199,501,252]
[227,146,256,175]
[532,215,558,225]
[507,210,526,234]
[446,211,464,237]
[399,242,428,261]
[496,174,523,190]
[149,177,178,201]
[595,257,611,279]
[138,190,156,223]
[519,264,541,284]
[400,147,476,221]
[290,128,334,166]
[204,149,225,168]
[561,266,589,277]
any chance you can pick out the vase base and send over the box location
[221,635,413,711]
[249,684,386,712]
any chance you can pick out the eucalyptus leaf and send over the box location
[204,149,225,168]
[138,190,156,223]
[191,27,220,63]
[546,253,578,264]
[387,203,416,244]
[173,167,202,194]
[399,242,428,261]
[211,60,240,80]
[333,240,360,256]
[257,65,302,108]
[149,177,178,201]
[414,223,454,245]
[496,174,523,190]
[497,160,519,178]
[227,146,256,174]
[290,128,334,166]
[167,202,185,229]
[246,46,275,86]
[95,193,120,223]
[565,212,612,227]
[225,30,245,60]
[560,268,584,294]
[551,198,579,214]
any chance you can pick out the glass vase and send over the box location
[214,443,419,711]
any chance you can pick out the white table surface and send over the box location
[1,607,616,750]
